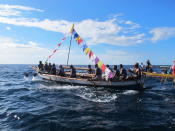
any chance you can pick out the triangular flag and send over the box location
[101,64,106,72]
[98,61,103,68]
[84,48,90,54]
[74,33,79,39]
[82,44,88,51]
[95,57,100,64]
[53,49,57,53]
[89,51,93,58]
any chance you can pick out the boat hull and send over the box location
[38,73,145,90]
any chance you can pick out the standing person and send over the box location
[146,59,153,72]
[51,63,56,75]
[172,60,175,75]
[94,64,102,80]
[119,64,127,80]
[70,65,76,78]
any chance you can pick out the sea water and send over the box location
[0,64,175,130]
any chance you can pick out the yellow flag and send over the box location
[85,48,90,54]
[98,61,103,68]
[69,24,74,33]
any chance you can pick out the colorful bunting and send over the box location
[71,28,114,79]
[46,35,67,62]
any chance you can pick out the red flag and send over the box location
[89,51,93,58]
[53,49,57,53]
[101,64,106,72]
[48,55,52,59]
[78,38,83,44]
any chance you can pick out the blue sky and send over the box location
[0,0,175,65]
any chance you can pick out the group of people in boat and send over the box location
[38,61,77,78]
[37,60,154,81]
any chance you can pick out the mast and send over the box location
[66,34,72,66]
[66,24,74,66]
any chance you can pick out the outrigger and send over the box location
[33,25,146,90]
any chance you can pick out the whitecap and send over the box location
[122,90,138,95]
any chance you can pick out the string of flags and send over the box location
[45,35,67,62]
[70,27,114,79]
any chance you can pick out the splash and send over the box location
[32,76,43,81]
[24,76,29,81]
[38,84,84,90]
[76,88,118,103]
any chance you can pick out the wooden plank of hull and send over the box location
[38,73,144,90]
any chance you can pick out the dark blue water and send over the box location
[0,65,175,130]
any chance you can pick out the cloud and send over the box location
[150,27,175,42]
[0,4,43,12]
[0,36,73,64]
[0,4,43,17]
[0,4,146,46]
[0,36,49,64]
[0,16,145,46]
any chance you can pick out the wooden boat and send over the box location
[143,72,175,79]
[33,25,146,90]
[33,67,145,91]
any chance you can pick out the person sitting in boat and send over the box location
[94,64,102,80]
[106,65,113,71]
[48,63,52,74]
[88,65,93,74]
[119,64,127,80]
[70,65,76,78]
[38,61,44,71]
[128,63,141,79]
[44,62,49,73]
[58,65,65,77]
[168,66,172,74]
[50,63,56,75]
[161,68,168,74]
[113,65,120,80]
[140,62,144,71]
[146,59,153,72]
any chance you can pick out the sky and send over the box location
[0,0,175,65]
